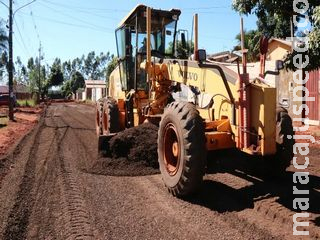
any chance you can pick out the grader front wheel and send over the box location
[157,102,206,197]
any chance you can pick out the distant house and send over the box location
[267,38,292,61]
[0,85,8,95]
[0,84,31,100]
[14,84,30,99]
[75,88,85,101]
[222,37,319,125]
[84,80,106,102]
[207,51,239,63]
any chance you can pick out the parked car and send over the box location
[0,94,17,107]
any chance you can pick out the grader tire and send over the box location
[95,100,103,136]
[264,107,294,176]
[102,98,120,134]
[157,101,206,197]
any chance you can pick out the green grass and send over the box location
[17,99,36,107]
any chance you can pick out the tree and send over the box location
[25,56,48,98]
[0,20,7,51]
[233,29,262,62]
[106,56,117,84]
[0,20,8,80]
[232,0,320,70]
[61,70,85,97]
[285,6,320,71]
[14,57,27,84]
[83,51,111,79]
[70,71,85,94]
[61,80,72,97]
[232,0,318,38]
[49,58,64,86]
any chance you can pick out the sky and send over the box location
[0,0,258,67]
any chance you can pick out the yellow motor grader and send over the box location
[96,5,294,197]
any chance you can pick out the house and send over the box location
[83,80,106,102]
[75,88,85,101]
[0,85,8,95]
[0,84,31,100]
[207,51,239,63]
[222,38,319,125]
[267,38,320,125]
[267,38,292,61]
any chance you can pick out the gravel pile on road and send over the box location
[90,123,160,176]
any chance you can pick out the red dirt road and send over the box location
[0,102,319,240]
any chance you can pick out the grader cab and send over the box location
[96,5,294,197]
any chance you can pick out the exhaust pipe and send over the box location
[193,14,198,61]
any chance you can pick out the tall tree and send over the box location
[0,20,8,81]
[0,20,7,51]
[83,51,111,79]
[106,56,117,84]
[232,0,318,37]
[233,29,262,62]
[70,71,85,94]
[285,6,320,71]
[26,56,47,97]
[233,0,320,70]
[49,58,64,86]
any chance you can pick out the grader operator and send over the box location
[96,5,294,197]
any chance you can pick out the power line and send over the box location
[39,0,127,13]
[13,31,28,58]
[19,11,114,33]
[15,13,36,55]
[37,1,114,31]
[0,0,8,8]
[40,0,121,21]
[181,6,230,10]
[29,10,40,42]
[13,18,31,57]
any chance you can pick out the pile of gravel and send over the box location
[90,123,160,176]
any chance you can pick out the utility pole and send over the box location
[6,0,37,119]
[8,0,14,121]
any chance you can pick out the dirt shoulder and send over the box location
[0,106,43,157]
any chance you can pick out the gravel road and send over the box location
[0,103,319,240]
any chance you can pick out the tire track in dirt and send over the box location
[2,115,46,240]
[52,104,95,239]
[205,171,320,239]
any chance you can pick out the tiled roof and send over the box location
[0,85,8,93]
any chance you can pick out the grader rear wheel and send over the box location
[264,107,294,176]
[95,100,103,136]
[158,102,206,197]
[102,98,120,134]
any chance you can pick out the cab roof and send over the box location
[117,4,181,29]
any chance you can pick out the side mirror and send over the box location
[198,49,206,62]
[276,60,284,71]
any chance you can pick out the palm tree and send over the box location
[0,20,8,73]
[233,29,262,63]
[0,20,8,51]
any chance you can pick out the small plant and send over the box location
[17,99,36,107]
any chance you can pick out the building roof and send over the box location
[85,80,106,87]
[0,85,8,93]
[14,84,29,93]
[207,51,239,63]
[269,38,292,47]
